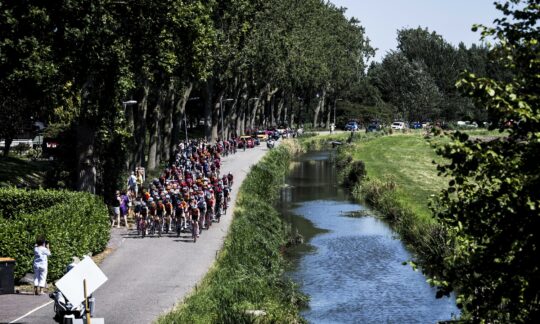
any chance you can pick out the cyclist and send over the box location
[175,199,186,236]
[148,198,157,235]
[190,199,200,242]
[197,193,207,230]
[134,196,143,233]
[227,172,234,187]
[164,196,173,233]
[156,199,165,236]
[205,190,215,228]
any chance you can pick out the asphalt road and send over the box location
[11,143,272,324]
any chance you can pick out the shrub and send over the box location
[342,160,366,188]
[0,188,110,280]
[26,147,42,161]
[13,143,31,155]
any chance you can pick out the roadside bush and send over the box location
[0,188,110,281]
[13,143,31,155]
[26,147,42,161]
[342,160,366,188]
[0,188,67,219]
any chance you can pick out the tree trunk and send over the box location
[76,122,97,194]
[313,90,326,129]
[313,97,323,128]
[171,82,192,156]
[224,85,243,139]
[283,94,289,127]
[276,94,284,126]
[134,81,150,168]
[160,81,175,165]
[204,80,214,141]
[237,101,245,137]
[212,98,220,141]
[224,101,235,140]
[2,138,13,157]
[249,89,265,129]
[147,87,164,171]
[325,101,332,128]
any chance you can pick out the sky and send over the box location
[330,0,503,62]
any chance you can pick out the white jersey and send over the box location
[33,246,51,269]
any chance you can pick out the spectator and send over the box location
[127,171,137,197]
[33,236,51,295]
[112,190,121,228]
[120,190,130,228]
[136,168,144,193]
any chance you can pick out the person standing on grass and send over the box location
[33,236,51,295]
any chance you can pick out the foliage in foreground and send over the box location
[432,1,540,321]
[157,143,306,324]
[0,188,110,281]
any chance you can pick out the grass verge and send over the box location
[349,134,448,220]
[0,156,51,188]
[156,140,306,324]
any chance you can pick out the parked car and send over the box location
[256,130,269,142]
[344,121,359,131]
[410,122,423,129]
[366,123,379,132]
[391,122,405,130]
[457,121,478,128]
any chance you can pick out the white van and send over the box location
[457,121,478,128]
[391,122,405,130]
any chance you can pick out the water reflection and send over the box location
[279,151,459,323]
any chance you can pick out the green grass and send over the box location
[0,156,51,188]
[350,134,448,220]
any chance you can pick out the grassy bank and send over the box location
[0,156,51,188]
[157,140,306,323]
[349,134,447,220]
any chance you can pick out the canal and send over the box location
[278,150,459,323]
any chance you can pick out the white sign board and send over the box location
[55,256,108,306]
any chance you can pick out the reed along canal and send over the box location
[278,150,459,323]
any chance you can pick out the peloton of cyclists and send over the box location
[123,138,237,242]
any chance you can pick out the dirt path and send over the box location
[8,144,273,324]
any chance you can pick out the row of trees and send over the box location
[337,27,507,125]
[0,0,373,196]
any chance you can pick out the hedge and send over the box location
[0,188,110,281]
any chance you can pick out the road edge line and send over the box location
[9,300,53,323]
